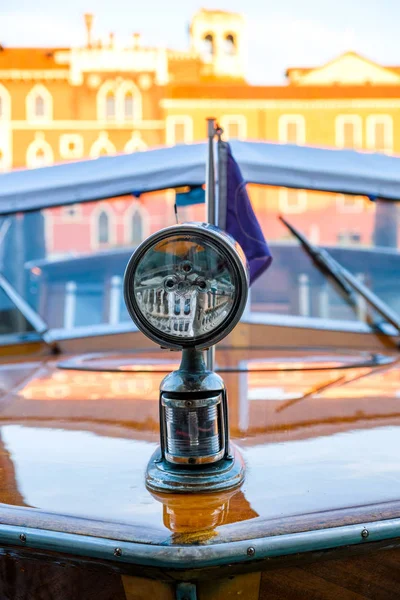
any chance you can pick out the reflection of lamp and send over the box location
[151,488,259,538]
[124,223,248,492]
[151,489,237,535]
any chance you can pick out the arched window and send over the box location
[224,34,236,55]
[97,81,117,120]
[131,210,143,245]
[98,210,110,244]
[124,203,148,244]
[91,204,115,248]
[26,84,52,121]
[124,92,134,119]
[105,92,116,119]
[202,34,214,59]
[35,95,45,117]
[118,81,142,121]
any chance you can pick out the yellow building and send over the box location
[1,8,399,230]
[1,10,399,163]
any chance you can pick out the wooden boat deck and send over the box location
[1,347,400,597]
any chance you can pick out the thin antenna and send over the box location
[174,202,179,224]
[205,118,219,372]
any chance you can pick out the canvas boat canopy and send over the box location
[1,140,400,215]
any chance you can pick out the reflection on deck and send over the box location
[1,347,400,541]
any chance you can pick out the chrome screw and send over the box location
[114,547,122,557]
[361,528,369,539]
[19,533,26,543]
[247,546,255,557]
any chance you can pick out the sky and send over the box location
[1,0,399,84]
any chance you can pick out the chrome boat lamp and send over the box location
[124,223,248,492]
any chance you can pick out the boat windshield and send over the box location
[0,186,399,340]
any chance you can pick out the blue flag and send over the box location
[218,142,272,285]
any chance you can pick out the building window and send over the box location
[366,115,393,153]
[221,115,247,140]
[97,81,117,120]
[124,132,147,153]
[91,205,115,248]
[224,34,236,55]
[0,84,11,121]
[335,115,362,149]
[336,194,364,213]
[124,203,149,244]
[131,210,143,245]
[105,92,116,119]
[279,189,307,214]
[98,211,110,244]
[278,115,306,145]
[337,231,361,245]
[97,80,142,121]
[26,134,54,168]
[166,116,193,145]
[59,134,84,159]
[119,81,142,121]
[124,92,134,119]
[35,95,45,118]
[202,34,214,59]
[89,132,116,158]
[26,84,53,121]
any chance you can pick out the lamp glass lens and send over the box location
[131,234,237,340]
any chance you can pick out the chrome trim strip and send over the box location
[1,517,400,568]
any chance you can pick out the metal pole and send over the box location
[206,117,216,225]
[206,118,216,371]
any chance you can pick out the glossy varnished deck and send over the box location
[0,346,400,549]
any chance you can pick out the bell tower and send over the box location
[190,9,246,79]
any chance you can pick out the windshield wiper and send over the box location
[279,215,400,335]
[0,272,58,352]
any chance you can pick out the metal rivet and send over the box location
[226,454,234,461]
[154,457,162,464]
[19,534,26,543]
[114,547,122,557]
[247,546,255,557]
[361,528,369,539]
[185,400,193,407]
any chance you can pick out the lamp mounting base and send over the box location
[145,446,245,494]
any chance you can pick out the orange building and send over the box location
[1,9,399,249]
